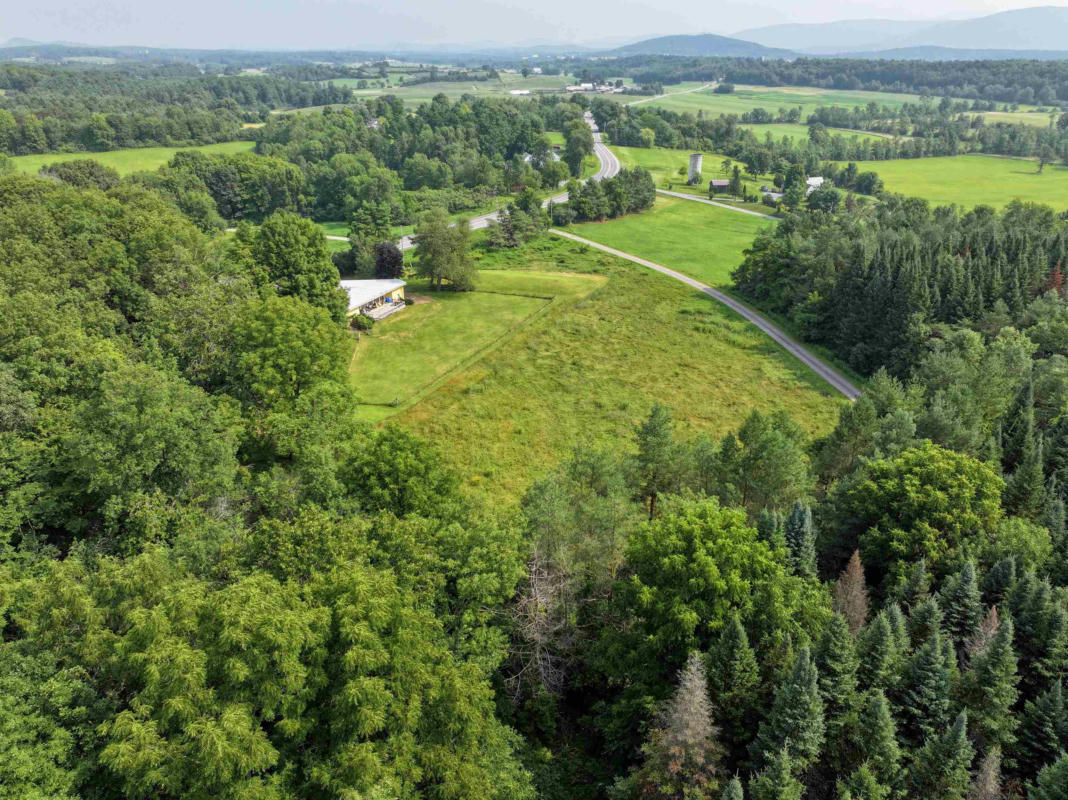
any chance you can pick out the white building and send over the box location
[340,279,406,319]
[805,176,825,195]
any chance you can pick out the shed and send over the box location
[709,179,730,193]
[340,279,406,319]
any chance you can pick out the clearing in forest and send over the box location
[9,140,256,176]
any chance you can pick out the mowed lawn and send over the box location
[9,140,256,175]
[394,236,843,504]
[350,270,603,421]
[567,195,771,286]
[841,154,1068,209]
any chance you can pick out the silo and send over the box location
[687,153,703,185]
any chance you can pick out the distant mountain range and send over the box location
[734,6,1068,55]
[605,34,793,59]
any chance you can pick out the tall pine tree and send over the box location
[908,711,974,800]
[751,645,824,773]
[940,561,983,649]
[959,617,1019,751]
[784,502,817,579]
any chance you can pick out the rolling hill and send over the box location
[606,33,794,58]
[733,19,935,53]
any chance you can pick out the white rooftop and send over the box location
[339,279,405,313]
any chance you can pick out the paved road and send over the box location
[548,229,861,400]
[656,189,779,220]
[393,112,619,251]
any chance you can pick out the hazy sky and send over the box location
[2,0,1061,50]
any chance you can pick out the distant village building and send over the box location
[509,89,531,95]
[340,279,406,319]
[805,176,825,195]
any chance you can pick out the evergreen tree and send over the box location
[855,690,902,791]
[982,558,1017,606]
[898,559,931,612]
[940,561,983,649]
[751,645,824,772]
[633,651,721,799]
[837,763,890,800]
[1002,376,1035,473]
[858,613,902,690]
[1017,680,1067,778]
[632,403,678,519]
[749,747,803,800]
[815,614,860,729]
[964,606,1000,661]
[833,551,870,635]
[1029,753,1068,800]
[908,596,944,648]
[897,631,953,745]
[968,747,1001,800]
[1005,432,1047,521]
[959,617,1019,750]
[784,502,817,579]
[708,614,761,769]
[908,712,974,800]
[757,509,786,551]
[720,777,744,800]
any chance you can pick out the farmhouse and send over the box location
[340,279,406,319]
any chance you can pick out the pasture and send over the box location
[392,235,843,504]
[740,122,891,145]
[9,140,256,175]
[841,153,1068,209]
[567,194,771,286]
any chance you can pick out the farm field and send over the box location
[392,235,843,504]
[614,84,937,116]
[8,140,256,175]
[610,145,777,208]
[350,72,586,106]
[977,110,1057,128]
[840,153,1068,209]
[740,122,892,144]
[567,194,770,286]
[350,269,604,422]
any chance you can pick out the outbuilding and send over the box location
[709,179,730,194]
[340,279,406,319]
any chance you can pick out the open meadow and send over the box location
[615,84,938,116]
[350,269,602,421]
[8,140,256,175]
[740,122,892,145]
[390,235,843,504]
[840,153,1068,209]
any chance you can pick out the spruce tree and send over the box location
[634,651,721,799]
[908,711,974,800]
[837,763,890,800]
[750,645,825,772]
[833,551,870,635]
[898,559,930,612]
[756,509,786,551]
[708,614,760,769]
[784,501,817,579]
[858,613,902,690]
[1005,432,1046,521]
[1017,680,1067,778]
[964,606,1000,661]
[749,747,802,800]
[968,747,1001,800]
[908,596,944,648]
[940,561,983,649]
[982,557,1017,606]
[720,777,744,800]
[897,631,953,746]
[959,617,1019,751]
[815,614,860,727]
[1029,753,1068,800]
[856,690,901,790]
[1002,376,1035,473]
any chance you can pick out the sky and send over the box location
[1,0,1062,50]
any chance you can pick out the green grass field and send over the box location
[350,269,605,422]
[839,154,1068,209]
[9,140,256,176]
[392,236,843,503]
[613,84,937,117]
[977,110,1058,128]
[567,195,771,286]
[740,123,891,145]
[610,145,778,211]
[350,72,586,106]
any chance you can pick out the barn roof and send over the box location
[340,279,406,312]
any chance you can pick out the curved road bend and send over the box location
[395,112,619,250]
[548,229,861,401]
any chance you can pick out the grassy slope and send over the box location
[350,270,601,421]
[393,236,843,504]
[840,154,1068,209]
[740,122,891,144]
[567,195,770,286]
[9,140,255,175]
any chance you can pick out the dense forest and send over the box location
[2,57,1068,800]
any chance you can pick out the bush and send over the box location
[551,202,576,226]
[762,194,780,209]
[714,82,735,94]
[350,313,374,331]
